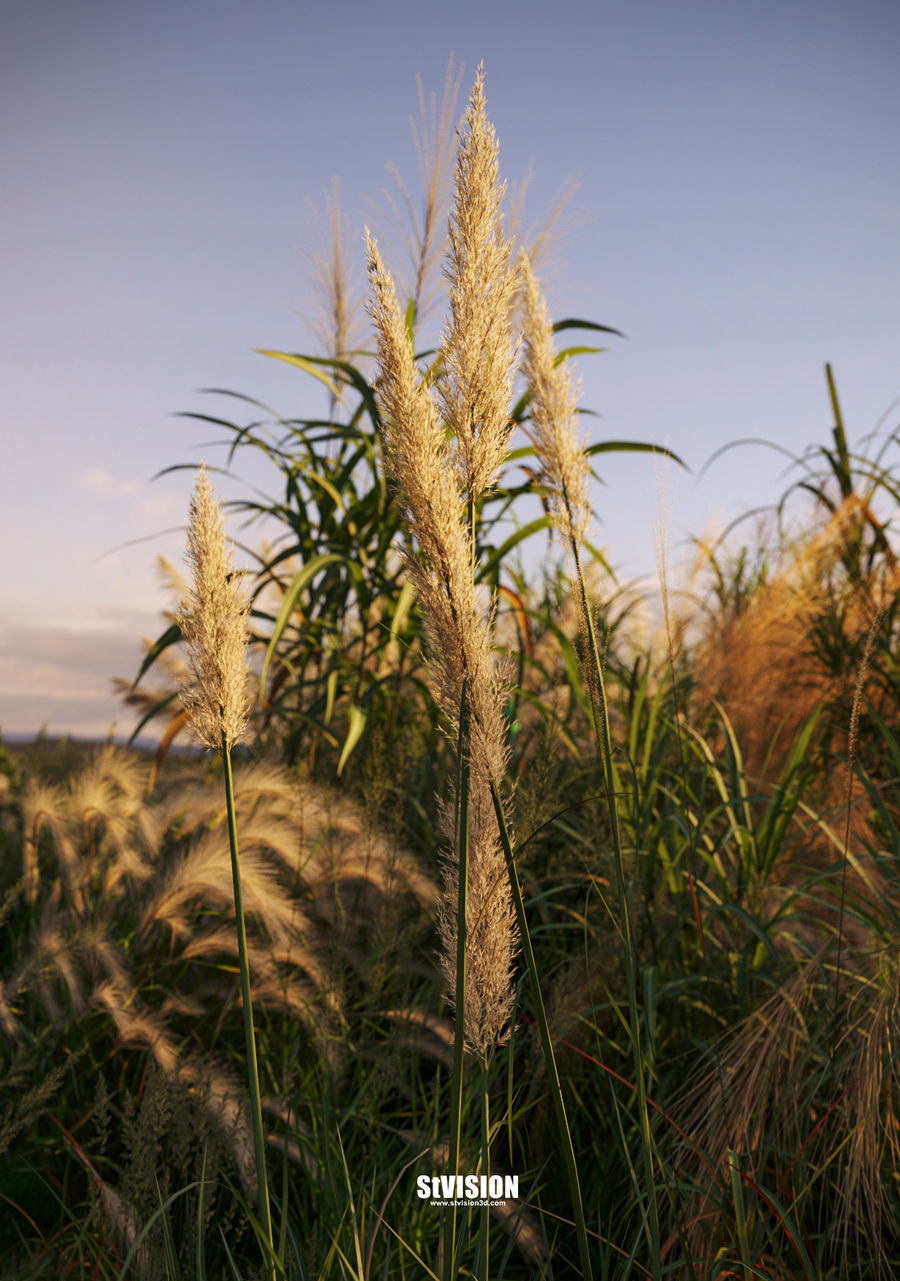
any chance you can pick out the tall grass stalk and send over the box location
[221,746,276,1279]
[477,1057,490,1279]
[447,689,470,1279]
[178,467,275,1280]
[521,256,661,1275]
[368,67,522,1280]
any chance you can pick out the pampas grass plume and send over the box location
[178,466,251,752]
[438,64,520,500]
[519,251,591,546]
[366,66,519,1056]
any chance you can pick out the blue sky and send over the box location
[2,0,898,737]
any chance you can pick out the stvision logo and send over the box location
[417,1174,519,1206]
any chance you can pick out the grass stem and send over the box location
[444,682,470,1281]
[222,741,276,1280]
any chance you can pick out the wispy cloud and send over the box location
[138,491,180,521]
[79,469,140,499]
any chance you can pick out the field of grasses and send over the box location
[3,64,900,1280]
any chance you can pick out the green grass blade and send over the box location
[259,552,343,690]
[114,1183,200,1281]
[336,704,367,777]
[196,1143,208,1281]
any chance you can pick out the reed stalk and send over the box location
[221,743,276,1279]
[368,67,521,1280]
[477,1054,490,1278]
[177,467,276,1280]
[447,686,470,1278]
[521,255,661,1275]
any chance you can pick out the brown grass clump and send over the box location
[673,950,900,1273]
[669,493,900,1272]
[693,494,897,785]
[689,495,899,920]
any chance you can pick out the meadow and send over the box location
[2,66,900,1280]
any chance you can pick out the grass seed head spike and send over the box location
[438,63,520,500]
[177,464,251,752]
[365,227,476,730]
[366,68,519,1056]
[519,250,591,547]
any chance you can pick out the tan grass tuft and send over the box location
[21,779,71,904]
[67,748,155,890]
[177,465,251,752]
[142,833,296,946]
[383,1008,454,1068]
[93,980,181,1076]
[437,64,520,500]
[5,733,438,1221]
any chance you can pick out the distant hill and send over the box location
[1,731,206,757]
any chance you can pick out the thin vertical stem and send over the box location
[222,743,275,1280]
[444,680,470,1281]
[477,1056,490,1279]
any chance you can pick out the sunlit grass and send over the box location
[4,60,900,1281]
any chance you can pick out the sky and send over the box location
[1,0,898,739]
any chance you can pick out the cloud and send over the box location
[138,491,180,520]
[0,620,153,738]
[79,469,140,499]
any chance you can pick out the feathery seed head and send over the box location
[438,800,518,1057]
[177,466,251,752]
[366,230,477,715]
[365,230,463,555]
[376,53,464,326]
[520,251,591,546]
[439,65,520,499]
[366,71,520,1054]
